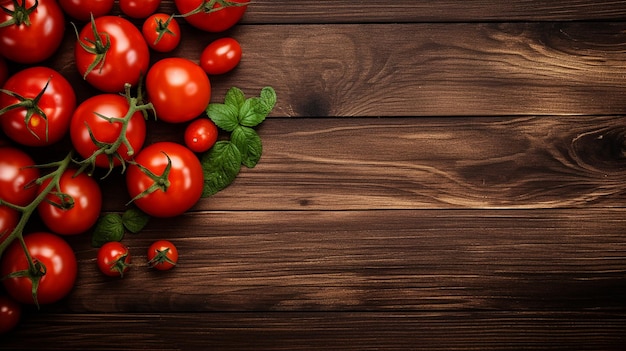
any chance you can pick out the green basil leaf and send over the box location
[207,103,239,132]
[91,213,125,247]
[232,126,262,168]
[201,141,242,197]
[239,97,266,127]
[225,87,246,110]
[122,207,150,233]
[260,86,277,113]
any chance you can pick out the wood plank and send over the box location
[42,22,626,117]
[3,311,625,350]
[50,209,626,313]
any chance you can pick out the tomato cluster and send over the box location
[0,0,250,334]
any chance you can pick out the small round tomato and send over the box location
[174,0,248,32]
[120,0,161,18]
[0,146,40,207]
[37,169,102,236]
[146,58,211,123]
[0,66,76,147]
[0,295,21,334]
[1,232,77,305]
[126,142,204,217]
[142,13,181,53]
[147,240,178,270]
[74,16,150,93]
[184,118,218,153]
[0,205,19,243]
[58,0,114,21]
[97,241,131,277]
[0,0,65,63]
[70,94,147,168]
[200,37,242,75]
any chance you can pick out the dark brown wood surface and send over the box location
[2,1,626,350]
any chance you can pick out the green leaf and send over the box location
[224,87,246,110]
[200,141,242,197]
[91,213,125,247]
[239,97,266,127]
[260,86,277,114]
[122,207,150,233]
[206,103,239,132]
[232,126,263,168]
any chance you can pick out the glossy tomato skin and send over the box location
[142,13,181,53]
[0,146,40,207]
[0,295,21,334]
[37,169,102,236]
[74,16,150,93]
[184,118,218,153]
[120,0,161,18]
[0,0,65,63]
[174,0,248,32]
[0,67,76,147]
[97,241,131,277]
[0,205,19,244]
[147,240,178,270]
[146,58,211,123]
[58,0,114,21]
[70,94,147,168]
[200,37,242,75]
[126,142,204,217]
[0,232,77,305]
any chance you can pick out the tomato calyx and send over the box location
[0,78,52,142]
[0,0,37,28]
[147,247,176,268]
[1,252,46,308]
[179,0,249,17]
[108,252,131,278]
[149,13,176,46]
[126,152,172,205]
[72,14,112,80]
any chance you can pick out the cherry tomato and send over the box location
[58,0,114,21]
[0,146,40,207]
[200,37,242,75]
[0,0,65,63]
[147,240,178,270]
[142,13,181,53]
[120,0,161,18]
[174,0,248,32]
[74,16,150,93]
[37,169,102,236]
[97,241,131,277]
[1,232,77,305]
[0,66,76,147]
[0,205,19,244]
[70,94,147,169]
[184,118,218,153]
[0,295,21,334]
[146,58,211,123]
[126,142,204,217]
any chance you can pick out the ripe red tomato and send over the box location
[0,146,40,207]
[0,205,19,244]
[184,118,218,153]
[97,241,131,277]
[74,16,150,93]
[120,0,161,18]
[0,295,21,334]
[0,0,65,63]
[0,66,76,147]
[1,232,77,305]
[58,0,114,21]
[70,94,147,168]
[146,58,211,123]
[147,240,178,270]
[200,37,242,75]
[37,169,102,236]
[142,13,181,53]
[126,142,204,217]
[174,0,248,32]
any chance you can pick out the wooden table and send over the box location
[2,1,626,349]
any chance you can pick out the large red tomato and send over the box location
[126,142,204,217]
[0,146,40,207]
[0,0,65,63]
[146,58,211,123]
[1,232,77,305]
[74,16,150,93]
[0,67,76,147]
[70,94,147,168]
[174,0,248,32]
[37,169,102,236]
